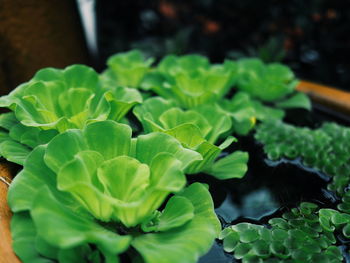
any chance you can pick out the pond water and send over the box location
[195,106,350,262]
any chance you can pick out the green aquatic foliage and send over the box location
[220,202,346,263]
[133,97,248,179]
[143,54,237,108]
[0,65,108,132]
[9,121,220,263]
[236,58,298,102]
[220,92,284,135]
[103,86,143,121]
[255,120,350,196]
[220,90,310,135]
[104,49,154,88]
[0,112,58,164]
[220,59,311,134]
[338,190,350,214]
[0,65,141,133]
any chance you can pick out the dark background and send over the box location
[96,0,350,91]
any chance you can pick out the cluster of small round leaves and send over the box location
[255,121,350,196]
[219,202,346,263]
[338,190,350,214]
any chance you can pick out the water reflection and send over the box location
[216,188,279,223]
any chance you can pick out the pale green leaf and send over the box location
[0,112,18,130]
[276,92,311,110]
[164,124,206,149]
[11,212,55,263]
[0,139,31,165]
[31,186,132,256]
[84,121,132,160]
[132,183,220,263]
[134,132,202,170]
[207,151,249,180]
[104,86,142,121]
[142,196,194,232]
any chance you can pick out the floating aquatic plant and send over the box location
[255,120,350,196]
[220,202,346,263]
[236,58,298,102]
[103,49,155,88]
[220,92,285,135]
[8,121,220,263]
[0,65,142,133]
[139,54,237,109]
[0,64,142,163]
[133,97,248,179]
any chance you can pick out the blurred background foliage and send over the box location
[96,0,350,90]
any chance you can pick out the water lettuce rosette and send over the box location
[8,121,220,263]
[236,58,298,102]
[143,54,237,109]
[234,58,310,110]
[102,50,155,88]
[134,97,248,180]
[0,65,142,133]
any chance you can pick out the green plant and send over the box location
[133,96,248,179]
[2,50,335,263]
[0,64,142,164]
[139,54,237,108]
[255,120,350,196]
[236,58,297,102]
[102,50,155,88]
[8,121,220,263]
[0,112,58,164]
[220,202,346,263]
[0,65,142,133]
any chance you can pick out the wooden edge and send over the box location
[297,80,350,115]
[0,163,20,263]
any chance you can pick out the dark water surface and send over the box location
[196,106,350,263]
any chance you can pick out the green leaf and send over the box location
[251,100,285,121]
[134,132,202,170]
[11,212,55,263]
[276,92,311,110]
[221,93,256,135]
[142,196,194,232]
[236,58,297,102]
[132,183,220,263]
[234,243,252,259]
[207,151,249,180]
[98,156,150,203]
[0,112,18,130]
[154,54,235,108]
[106,50,154,87]
[31,186,132,256]
[35,235,59,260]
[0,130,10,143]
[104,86,142,121]
[7,146,73,212]
[2,65,110,132]
[0,139,31,165]
[9,122,58,148]
[159,107,211,138]
[194,104,232,143]
[185,141,221,174]
[133,97,176,133]
[58,245,98,263]
[223,231,240,253]
[44,129,87,173]
[84,121,132,160]
[140,71,166,91]
[164,124,206,149]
